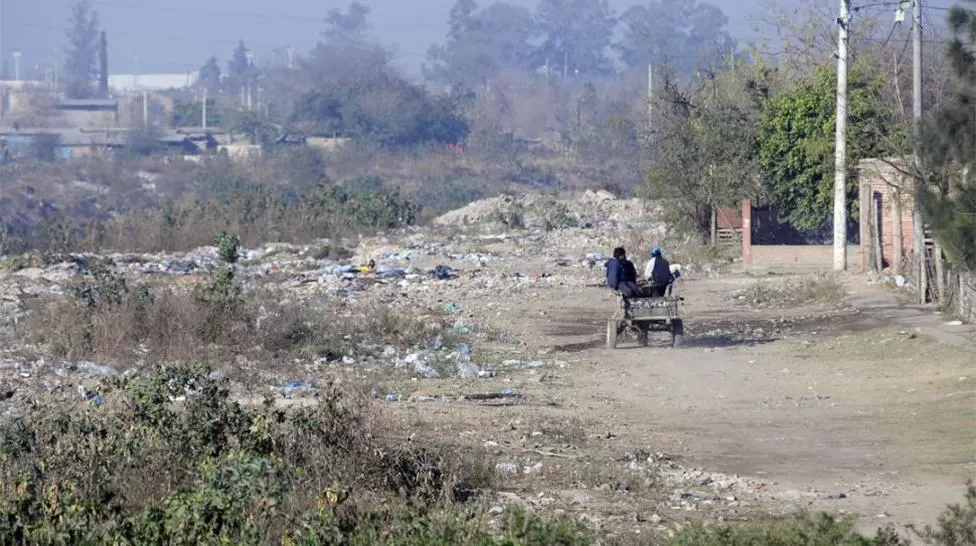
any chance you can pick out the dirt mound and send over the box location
[432,190,661,229]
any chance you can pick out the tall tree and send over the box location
[644,68,766,235]
[198,57,222,94]
[225,41,251,100]
[757,68,904,234]
[917,0,976,270]
[617,0,736,78]
[532,0,616,77]
[63,0,100,99]
[323,1,371,44]
[425,0,536,86]
[97,31,108,97]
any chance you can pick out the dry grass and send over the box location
[732,274,845,308]
[22,279,449,369]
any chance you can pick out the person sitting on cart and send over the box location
[606,247,641,298]
[643,246,672,297]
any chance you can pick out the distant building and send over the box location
[108,73,199,94]
[55,99,119,128]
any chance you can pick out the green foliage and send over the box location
[757,67,904,233]
[67,258,126,308]
[215,231,241,264]
[172,98,222,127]
[616,0,737,77]
[291,43,469,148]
[911,481,976,546]
[0,366,588,545]
[425,0,536,86]
[532,0,616,77]
[195,232,245,341]
[669,512,905,546]
[917,0,976,271]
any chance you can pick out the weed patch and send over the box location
[0,365,600,545]
[732,274,845,308]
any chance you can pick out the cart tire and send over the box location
[671,319,684,348]
[638,324,649,347]
[606,319,619,349]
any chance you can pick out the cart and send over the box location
[606,287,684,349]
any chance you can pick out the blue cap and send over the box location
[651,246,661,256]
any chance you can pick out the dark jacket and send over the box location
[649,256,671,286]
[606,258,638,289]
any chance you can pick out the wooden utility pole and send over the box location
[833,0,850,271]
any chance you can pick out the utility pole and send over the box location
[832,0,850,271]
[11,48,20,81]
[563,51,568,82]
[912,0,927,303]
[201,87,207,130]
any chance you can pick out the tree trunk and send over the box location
[893,186,904,275]
[710,206,717,246]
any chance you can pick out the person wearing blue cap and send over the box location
[643,246,672,297]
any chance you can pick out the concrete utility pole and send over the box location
[11,48,20,81]
[912,0,927,303]
[833,0,850,271]
[201,87,207,130]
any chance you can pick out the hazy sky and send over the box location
[0,0,958,79]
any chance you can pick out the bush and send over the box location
[0,365,594,545]
[910,481,976,546]
[669,512,905,546]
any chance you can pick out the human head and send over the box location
[651,246,662,257]
[613,247,626,259]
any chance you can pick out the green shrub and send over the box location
[910,481,976,546]
[669,512,905,546]
[0,365,601,545]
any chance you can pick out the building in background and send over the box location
[107,72,199,94]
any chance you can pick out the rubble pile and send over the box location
[432,190,663,231]
[0,189,672,405]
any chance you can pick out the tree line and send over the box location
[53,0,976,273]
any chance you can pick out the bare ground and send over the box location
[385,272,976,540]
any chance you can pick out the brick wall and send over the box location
[747,245,861,274]
[858,158,917,269]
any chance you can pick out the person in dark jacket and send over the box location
[606,247,641,298]
[643,246,672,297]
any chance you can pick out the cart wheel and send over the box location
[606,319,619,349]
[671,319,684,348]
[638,324,649,347]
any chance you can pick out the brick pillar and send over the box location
[742,199,752,266]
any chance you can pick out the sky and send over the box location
[0,0,959,80]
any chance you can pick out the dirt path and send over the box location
[523,276,975,532]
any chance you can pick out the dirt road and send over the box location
[403,272,975,537]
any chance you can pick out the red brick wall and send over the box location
[858,158,917,269]
[748,245,861,273]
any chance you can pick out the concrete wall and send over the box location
[746,244,861,274]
